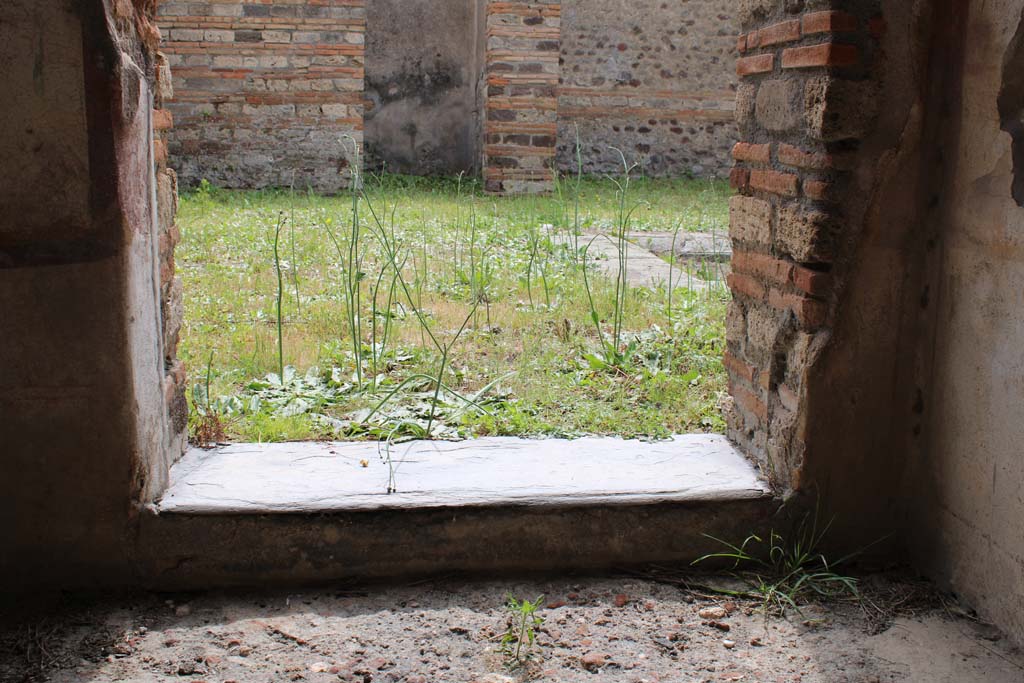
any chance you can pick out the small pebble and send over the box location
[698,606,728,620]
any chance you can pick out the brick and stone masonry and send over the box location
[557,0,738,178]
[156,0,366,192]
[725,2,882,490]
[154,52,189,459]
[155,1,739,194]
[483,1,562,194]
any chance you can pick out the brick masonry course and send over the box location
[157,0,367,193]
[483,0,562,194]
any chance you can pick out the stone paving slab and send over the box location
[158,435,769,514]
[630,230,732,261]
[558,233,719,290]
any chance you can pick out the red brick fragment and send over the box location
[730,167,751,191]
[750,169,799,197]
[802,11,858,36]
[737,54,774,76]
[757,20,801,47]
[723,351,759,385]
[777,143,832,170]
[731,383,768,421]
[869,15,887,38]
[782,43,859,69]
[802,179,834,201]
[728,272,767,301]
[732,142,771,164]
[768,289,829,328]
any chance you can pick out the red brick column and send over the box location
[157,0,366,191]
[726,3,883,490]
[483,1,561,194]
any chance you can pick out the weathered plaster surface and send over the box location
[0,1,90,247]
[364,0,484,175]
[911,0,1024,647]
[0,0,180,588]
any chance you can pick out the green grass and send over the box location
[177,173,732,443]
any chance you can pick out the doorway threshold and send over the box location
[157,434,769,514]
[141,435,775,589]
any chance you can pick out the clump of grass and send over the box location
[693,509,861,625]
[580,149,646,372]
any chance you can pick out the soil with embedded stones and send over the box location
[1,573,1021,683]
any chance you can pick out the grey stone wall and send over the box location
[557,0,738,177]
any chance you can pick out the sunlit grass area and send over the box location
[177,173,732,443]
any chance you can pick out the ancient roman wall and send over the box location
[482,1,562,194]
[725,1,886,487]
[156,0,366,192]
[156,0,739,191]
[154,51,190,472]
[726,0,1024,648]
[364,0,486,175]
[1,0,185,586]
[557,0,738,177]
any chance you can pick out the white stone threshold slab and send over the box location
[157,435,770,514]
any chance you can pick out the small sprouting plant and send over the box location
[190,353,241,447]
[693,509,861,627]
[498,594,545,669]
[195,178,215,202]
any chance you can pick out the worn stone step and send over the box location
[140,436,776,589]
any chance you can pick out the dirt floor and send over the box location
[2,573,1021,683]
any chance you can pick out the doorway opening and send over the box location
[156,0,747,506]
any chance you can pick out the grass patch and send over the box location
[177,173,731,443]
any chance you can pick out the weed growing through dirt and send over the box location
[498,594,545,669]
[177,167,731,443]
[693,510,861,626]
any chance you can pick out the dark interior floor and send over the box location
[2,572,1021,683]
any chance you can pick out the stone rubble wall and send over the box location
[557,0,738,178]
[156,0,366,192]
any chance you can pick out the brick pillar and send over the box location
[725,3,883,491]
[157,0,366,192]
[482,1,561,194]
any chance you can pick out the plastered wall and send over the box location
[907,0,1024,647]
[0,0,183,587]
[364,0,485,175]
